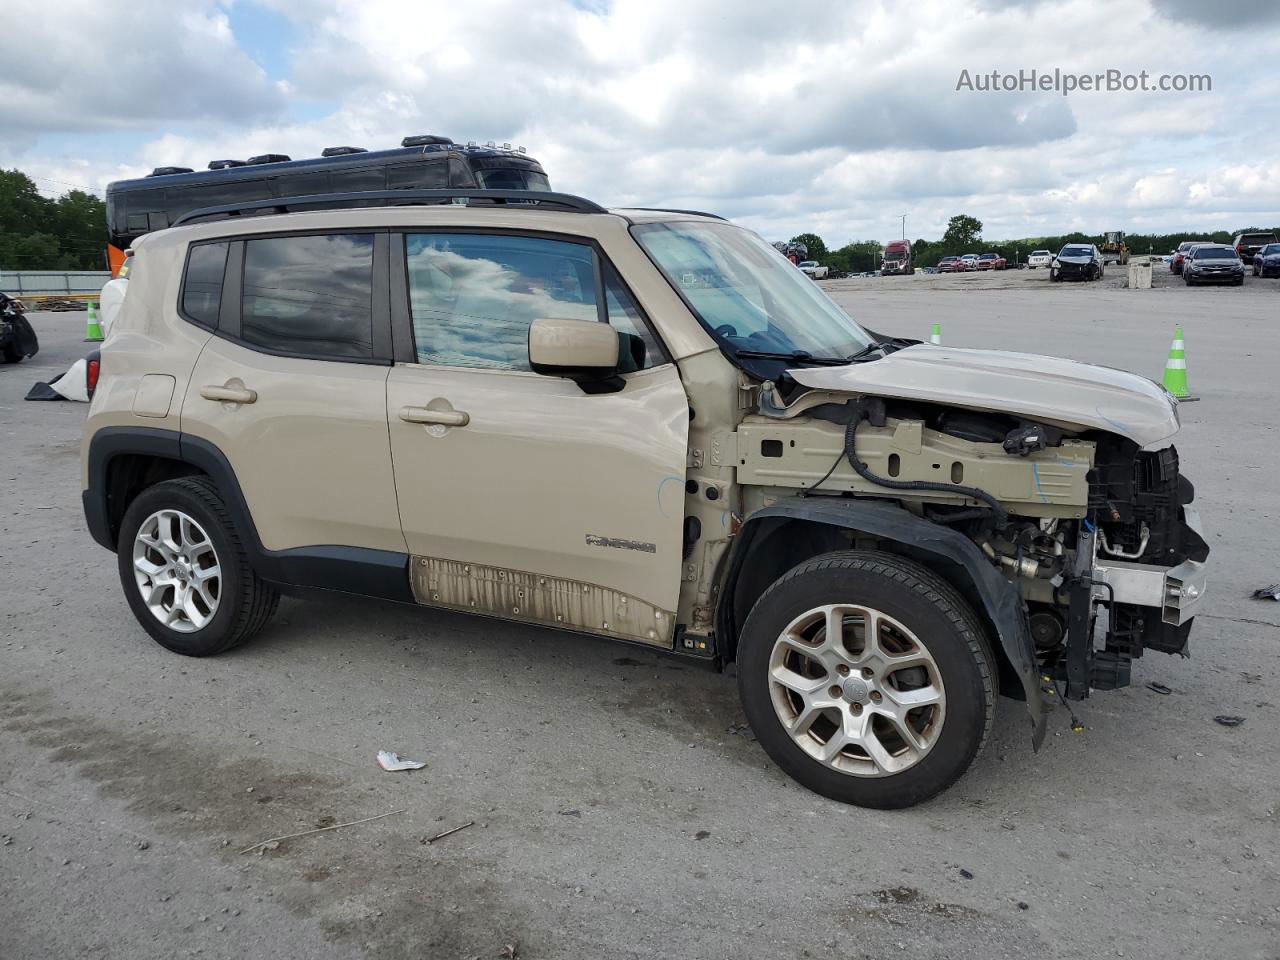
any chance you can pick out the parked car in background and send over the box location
[936,256,962,272]
[881,240,914,275]
[1170,241,1206,275]
[1252,243,1280,277]
[1232,232,1279,261]
[797,260,829,280]
[1027,249,1053,269]
[977,252,1007,271]
[1050,244,1104,281]
[1184,244,1244,286]
[960,254,980,271]
[0,291,39,363]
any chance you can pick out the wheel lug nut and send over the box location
[862,668,874,679]
[851,702,863,714]
[828,685,843,699]
[837,665,850,676]
[870,691,882,703]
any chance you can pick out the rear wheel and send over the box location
[737,551,995,809]
[1,344,21,364]
[117,477,279,656]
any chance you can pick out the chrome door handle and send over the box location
[399,406,469,427]
[200,384,257,404]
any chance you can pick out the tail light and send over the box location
[86,352,101,399]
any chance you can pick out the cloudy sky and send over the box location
[4,0,1279,245]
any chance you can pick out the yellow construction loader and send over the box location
[1100,231,1130,265]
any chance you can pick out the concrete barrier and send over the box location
[1127,261,1152,289]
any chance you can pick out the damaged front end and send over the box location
[743,344,1211,732]
[1053,441,1210,699]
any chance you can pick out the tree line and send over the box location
[0,169,107,271]
[786,214,1280,274]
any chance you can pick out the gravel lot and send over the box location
[2,274,1278,959]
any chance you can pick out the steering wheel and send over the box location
[713,323,739,338]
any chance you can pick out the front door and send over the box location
[385,230,688,647]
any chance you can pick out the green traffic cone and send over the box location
[930,322,942,345]
[83,300,104,342]
[1162,326,1196,400]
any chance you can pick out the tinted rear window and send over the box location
[241,234,375,360]
[181,242,229,327]
[387,160,448,189]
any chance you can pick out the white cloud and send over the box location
[0,0,285,135]
[5,0,1279,242]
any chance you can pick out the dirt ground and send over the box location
[2,278,1278,959]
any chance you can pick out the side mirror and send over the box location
[529,317,623,394]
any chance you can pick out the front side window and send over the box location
[181,241,229,328]
[241,234,375,360]
[404,233,659,372]
[632,220,873,361]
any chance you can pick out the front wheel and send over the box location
[737,551,995,809]
[117,477,279,656]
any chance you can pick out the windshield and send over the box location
[1031,250,1050,256]
[475,168,552,191]
[632,220,874,361]
[1060,246,1092,257]
[798,261,817,268]
[1259,244,1280,256]
[1194,246,1236,259]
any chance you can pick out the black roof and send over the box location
[170,189,607,227]
[108,142,544,194]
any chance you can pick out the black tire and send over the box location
[117,476,279,656]
[1,344,21,364]
[737,550,995,809]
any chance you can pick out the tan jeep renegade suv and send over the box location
[82,189,1209,808]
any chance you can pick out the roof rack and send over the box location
[624,207,726,221]
[171,189,608,228]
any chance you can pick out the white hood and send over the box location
[788,344,1180,446]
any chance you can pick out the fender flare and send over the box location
[716,497,1048,749]
[82,426,411,602]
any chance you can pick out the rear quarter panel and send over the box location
[81,233,212,488]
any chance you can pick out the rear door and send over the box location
[180,231,405,559]
[385,229,689,648]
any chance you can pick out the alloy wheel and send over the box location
[767,604,946,778]
[131,509,221,633]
